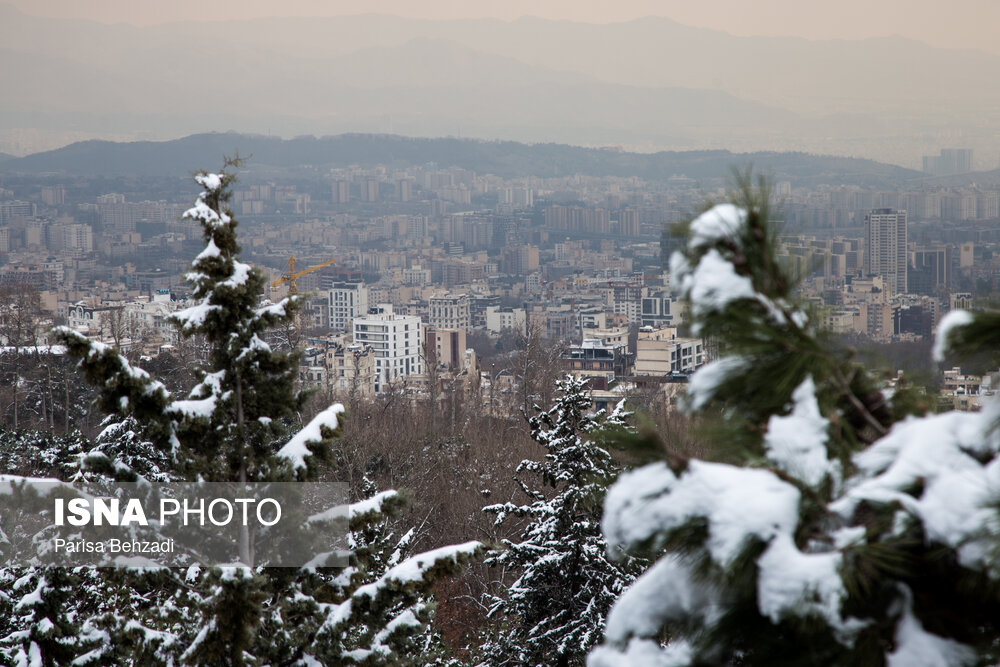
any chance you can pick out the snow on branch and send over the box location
[194,172,223,192]
[277,404,345,472]
[353,541,483,600]
[932,309,973,362]
[763,376,836,487]
[684,356,748,412]
[602,460,801,567]
[831,403,1000,570]
[671,203,808,335]
[51,325,171,415]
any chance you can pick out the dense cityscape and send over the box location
[6,2,1000,665]
[2,142,999,427]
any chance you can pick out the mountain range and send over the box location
[1,4,996,165]
[0,132,924,188]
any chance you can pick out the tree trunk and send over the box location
[64,371,71,435]
[235,373,252,566]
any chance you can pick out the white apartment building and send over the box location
[352,304,422,393]
[428,293,471,330]
[485,306,526,334]
[328,282,369,331]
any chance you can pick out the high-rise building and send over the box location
[0,201,36,225]
[352,304,422,393]
[41,185,65,207]
[923,148,973,175]
[332,180,350,204]
[362,178,379,203]
[619,207,640,236]
[864,208,908,295]
[328,282,369,331]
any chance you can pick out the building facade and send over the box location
[864,208,908,296]
[328,282,369,332]
[352,304,422,393]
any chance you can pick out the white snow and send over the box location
[688,204,747,249]
[171,302,221,332]
[887,589,975,667]
[221,260,251,289]
[668,251,690,291]
[588,637,694,667]
[236,334,271,361]
[685,356,747,411]
[831,406,1000,569]
[682,249,757,322]
[932,309,973,362]
[756,533,852,636]
[14,577,45,611]
[168,371,225,420]
[27,642,42,667]
[183,199,231,228]
[195,172,223,192]
[277,404,345,470]
[602,460,801,567]
[603,555,712,644]
[256,298,291,320]
[194,238,221,261]
[763,376,835,486]
[353,541,482,599]
[169,395,217,420]
[347,490,399,519]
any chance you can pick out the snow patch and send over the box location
[603,460,801,567]
[688,204,747,249]
[682,249,756,322]
[588,637,694,667]
[763,376,835,486]
[756,533,853,637]
[194,237,221,261]
[832,407,1000,570]
[685,356,748,411]
[603,555,713,644]
[887,590,976,667]
[932,309,973,362]
[195,172,223,192]
[277,404,345,470]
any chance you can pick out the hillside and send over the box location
[0,132,922,187]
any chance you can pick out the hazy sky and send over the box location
[9,0,1000,54]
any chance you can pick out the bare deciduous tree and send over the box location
[0,281,43,429]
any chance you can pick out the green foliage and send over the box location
[482,378,637,667]
[6,161,481,667]
[590,170,1000,667]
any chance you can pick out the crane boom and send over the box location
[271,256,337,295]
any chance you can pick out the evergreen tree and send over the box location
[589,173,1000,666]
[37,160,481,666]
[483,376,636,667]
[0,568,79,667]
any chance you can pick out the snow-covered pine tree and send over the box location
[79,414,175,483]
[0,567,79,667]
[589,173,1000,666]
[48,160,481,666]
[482,376,636,667]
[342,476,468,666]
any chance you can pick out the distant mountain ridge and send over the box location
[0,132,922,187]
[1,3,999,165]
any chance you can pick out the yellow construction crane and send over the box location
[271,256,336,295]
